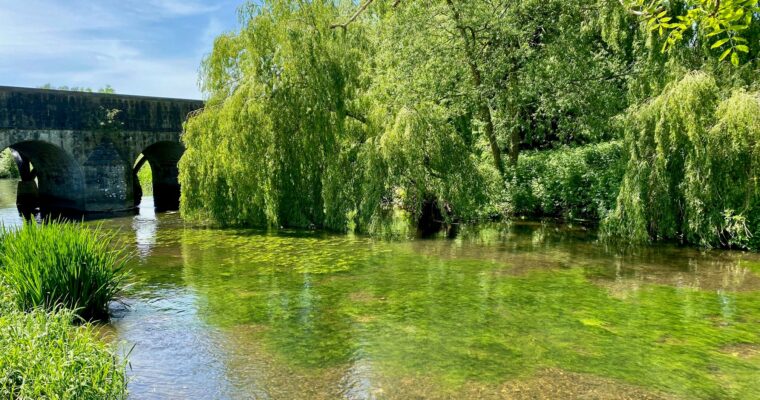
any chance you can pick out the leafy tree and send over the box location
[603,72,760,249]
[180,0,638,230]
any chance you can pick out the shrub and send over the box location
[0,305,127,399]
[0,149,19,179]
[137,163,152,195]
[503,141,626,221]
[0,220,129,321]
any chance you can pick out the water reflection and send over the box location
[132,197,157,259]
[0,179,26,227]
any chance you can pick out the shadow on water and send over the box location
[0,178,159,228]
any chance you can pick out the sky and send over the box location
[0,0,247,99]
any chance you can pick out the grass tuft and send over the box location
[0,220,129,321]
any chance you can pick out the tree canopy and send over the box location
[180,0,760,247]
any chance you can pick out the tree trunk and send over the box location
[508,126,521,166]
[445,0,504,176]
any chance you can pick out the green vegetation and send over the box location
[629,0,760,64]
[0,220,128,321]
[505,142,626,221]
[179,0,759,249]
[161,223,760,399]
[0,221,129,399]
[0,149,19,179]
[180,0,629,231]
[0,304,127,399]
[605,73,760,249]
[38,84,116,94]
[137,163,153,196]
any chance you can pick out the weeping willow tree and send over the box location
[180,0,488,231]
[604,72,760,249]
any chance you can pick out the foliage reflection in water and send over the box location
[1,179,759,399]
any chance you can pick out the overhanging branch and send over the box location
[330,0,403,30]
[331,0,376,29]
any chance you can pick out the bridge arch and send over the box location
[136,141,185,211]
[3,140,85,211]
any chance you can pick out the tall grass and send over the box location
[0,220,129,321]
[0,304,127,399]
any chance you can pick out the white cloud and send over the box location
[0,0,236,98]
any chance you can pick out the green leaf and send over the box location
[711,38,730,48]
[735,45,749,53]
[719,48,732,61]
[731,51,740,66]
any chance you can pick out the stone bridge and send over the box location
[0,86,203,212]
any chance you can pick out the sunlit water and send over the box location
[1,179,760,399]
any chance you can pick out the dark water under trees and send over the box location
[1,179,759,399]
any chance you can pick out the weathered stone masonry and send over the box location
[0,86,203,212]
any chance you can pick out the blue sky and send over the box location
[0,0,247,99]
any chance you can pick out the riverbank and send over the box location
[0,291,127,399]
[0,221,128,399]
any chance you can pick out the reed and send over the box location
[0,220,129,321]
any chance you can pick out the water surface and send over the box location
[1,179,759,399]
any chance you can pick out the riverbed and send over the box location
[1,179,759,399]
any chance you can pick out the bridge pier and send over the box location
[11,150,39,211]
[83,139,134,212]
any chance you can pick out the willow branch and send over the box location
[330,0,403,30]
[331,0,376,29]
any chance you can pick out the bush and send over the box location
[503,142,626,221]
[0,149,19,179]
[0,221,129,321]
[0,305,127,399]
[137,164,152,195]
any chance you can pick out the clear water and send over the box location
[1,179,759,399]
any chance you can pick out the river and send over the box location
[0,179,759,399]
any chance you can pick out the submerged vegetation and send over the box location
[161,222,760,399]
[179,0,760,249]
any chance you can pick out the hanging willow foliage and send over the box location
[180,1,367,229]
[603,71,760,249]
[179,1,488,231]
